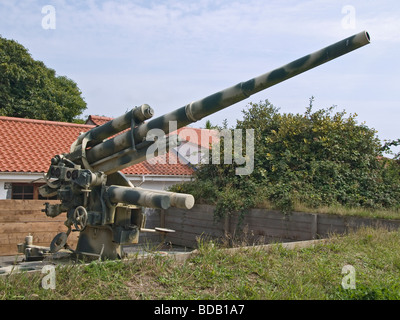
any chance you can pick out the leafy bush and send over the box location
[170,98,400,218]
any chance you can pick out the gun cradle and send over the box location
[36,154,193,260]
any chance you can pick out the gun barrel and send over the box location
[90,104,153,143]
[106,185,195,210]
[135,31,371,134]
[135,187,195,210]
[85,31,370,172]
[70,104,154,153]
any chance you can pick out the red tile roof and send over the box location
[0,116,194,176]
[85,115,114,126]
[123,152,194,176]
[173,127,219,150]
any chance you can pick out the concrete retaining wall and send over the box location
[2,201,399,256]
[144,204,400,248]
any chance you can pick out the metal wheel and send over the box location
[73,206,88,231]
[50,232,68,253]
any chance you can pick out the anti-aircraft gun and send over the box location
[19,31,370,261]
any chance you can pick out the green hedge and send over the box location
[170,99,400,218]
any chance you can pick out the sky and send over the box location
[1,0,399,153]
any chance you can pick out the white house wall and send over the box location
[0,172,192,199]
[0,182,7,199]
[127,174,192,191]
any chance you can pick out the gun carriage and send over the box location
[18,31,370,261]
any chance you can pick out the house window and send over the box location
[11,183,57,200]
[12,184,34,199]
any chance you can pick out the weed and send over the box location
[1,227,400,300]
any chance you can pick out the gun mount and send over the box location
[20,31,370,261]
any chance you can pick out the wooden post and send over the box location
[311,214,318,239]
[160,209,165,243]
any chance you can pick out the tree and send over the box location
[0,36,86,122]
[236,99,395,209]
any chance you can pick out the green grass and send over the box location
[1,226,400,300]
[292,201,400,220]
[254,199,400,220]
